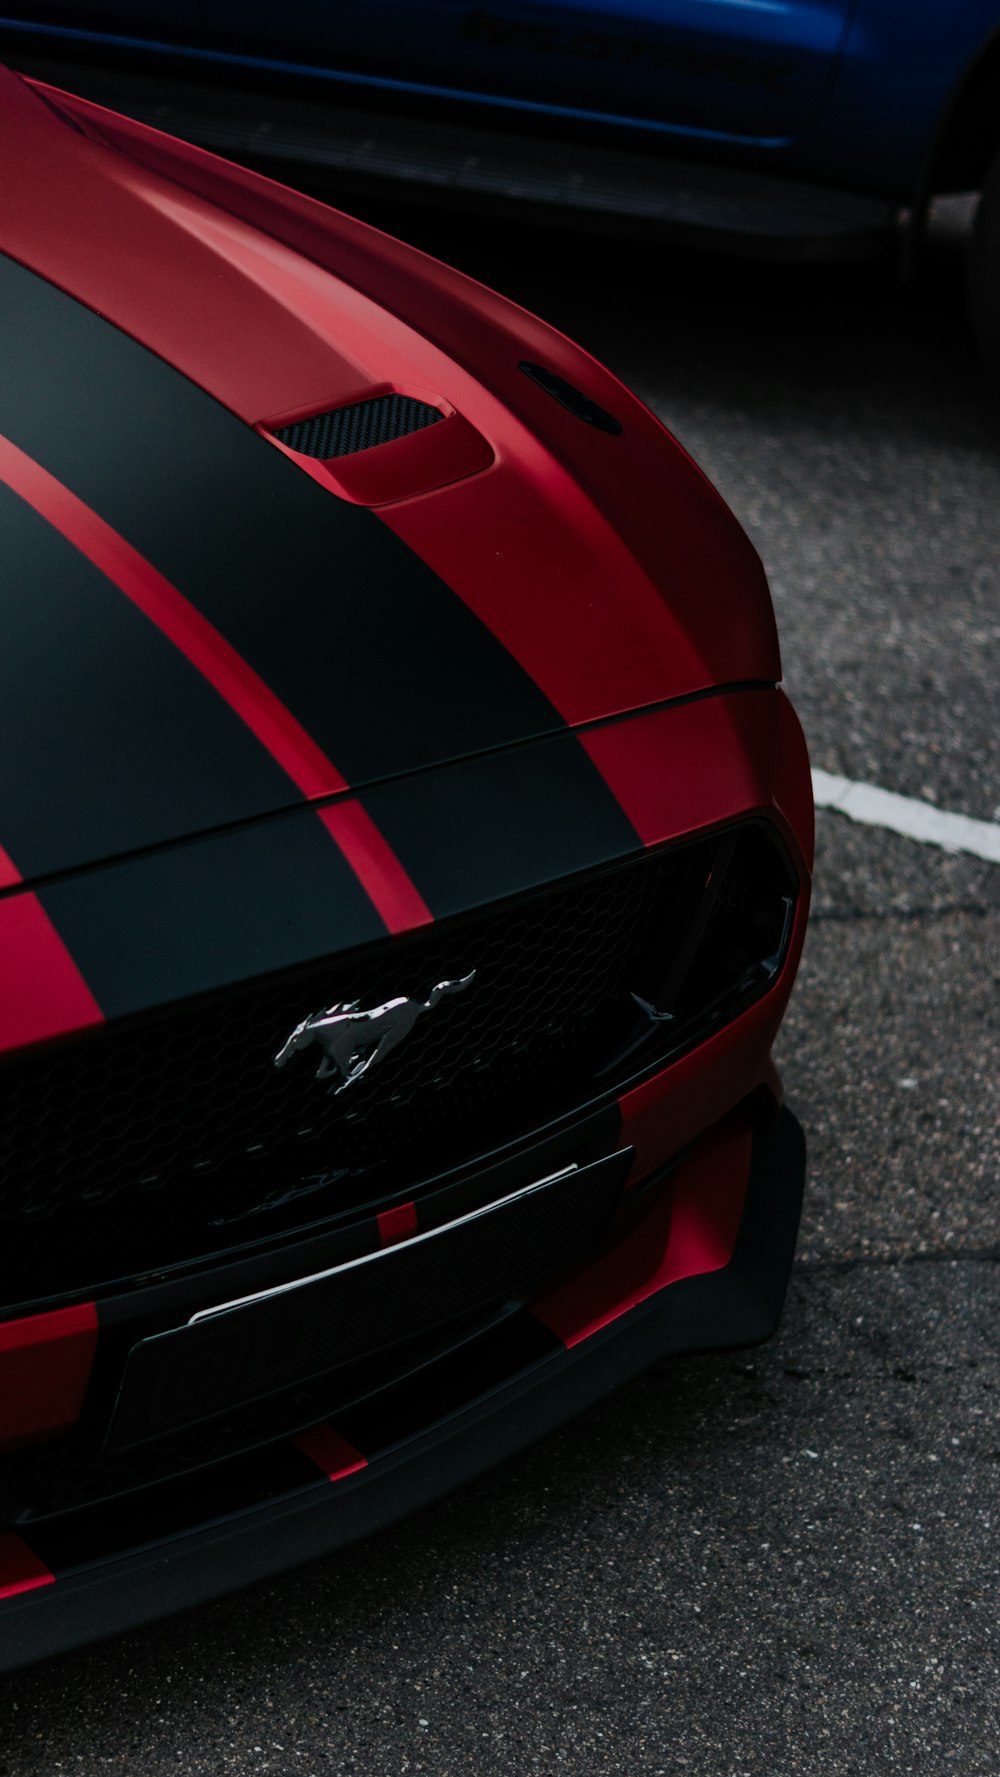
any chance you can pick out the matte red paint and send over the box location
[0,431,346,801]
[532,1113,752,1347]
[15,75,782,729]
[774,691,816,873]
[0,1534,54,1602]
[317,804,433,937]
[265,407,494,506]
[0,891,104,1056]
[0,1302,99,1452]
[383,467,766,730]
[377,1201,420,1247]
[0,844,22,892]
[580,689,780,850]
[294,1425,368,1483]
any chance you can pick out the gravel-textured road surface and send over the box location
[1,206,996,1775]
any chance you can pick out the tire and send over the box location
[968,148,1000,375]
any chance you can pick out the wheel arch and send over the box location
[923,23,1000,200]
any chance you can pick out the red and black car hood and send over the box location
[0,67,792,1046]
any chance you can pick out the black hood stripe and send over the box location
[0,476,301,881]
[39,809,389,1021]
[0,433,437,941]
[358,734,642,920]
[0,424,345,797]
[34,736,643,1023]
[0,252,565,784]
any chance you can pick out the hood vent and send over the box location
[274,394,442,460]
[519,362,622,435]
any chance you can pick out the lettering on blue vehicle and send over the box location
[459,11,791,96]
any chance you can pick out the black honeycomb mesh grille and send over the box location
[0,827,795,1306]
[273,395,441,459]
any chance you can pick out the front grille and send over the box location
[0,825,795,1304]
[273,394,441,459]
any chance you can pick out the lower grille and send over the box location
[0,823,795,1304]
[2,1157,629,1524]
[0,1310,493,1525]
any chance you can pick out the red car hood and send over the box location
[0,66,780,893]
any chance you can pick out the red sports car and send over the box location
[0,65,812,1669]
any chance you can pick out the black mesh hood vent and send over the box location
[274,395,442,459]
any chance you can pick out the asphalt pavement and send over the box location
[1,208,996,1775]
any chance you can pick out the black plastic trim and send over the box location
[0,1107,805,1675]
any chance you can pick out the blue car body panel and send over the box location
[4,1,1000,199]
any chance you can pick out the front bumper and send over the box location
[0,1103,804,1675]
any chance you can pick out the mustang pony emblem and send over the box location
[273,972,476,1095]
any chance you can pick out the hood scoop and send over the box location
[264,386,493,507]
[273,393,442,459]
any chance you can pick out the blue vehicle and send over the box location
[4,2,1000,357]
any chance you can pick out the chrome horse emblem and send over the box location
[273,972,476,1095]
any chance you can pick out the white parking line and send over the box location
[812,769,1000,865]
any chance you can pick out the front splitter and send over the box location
[0,1106,804,1675]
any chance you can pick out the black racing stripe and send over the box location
[39,811,386,1019]
[0,253,564,783]
[0,482,299,878]
[359,732,642,919]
